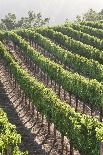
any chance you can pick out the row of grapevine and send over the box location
[1,31,103,111]
[0,40,103,155]
[36,28,103,64]
[80,21,103,30]
[70,23,103,40]
[52,24,103,50]
[0,108,27,155]
[15,29,103,82]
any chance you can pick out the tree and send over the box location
[75,15,82,22]
[65,8,103,24]
[74,8,103,22]
[0,13,16,30]
[82,9,98,21]
[0,11,50,30]
[98,9,103,21]
[16,11,50,28]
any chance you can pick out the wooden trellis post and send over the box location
[100,142,103,155]
[70,141,74,155]
[100,107,103,122]
[75,96,78,112]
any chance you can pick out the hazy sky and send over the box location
[0,0,103,25]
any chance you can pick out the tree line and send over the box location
[0,11,50,30]
[0,9,103,31]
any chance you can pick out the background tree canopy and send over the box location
[0,11,50,30]
[65,8,103,23]
[76,8,103,22]
[1,9,103,31]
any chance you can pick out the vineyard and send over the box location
[0,21,103,155]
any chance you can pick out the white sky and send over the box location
[0,0,103,25]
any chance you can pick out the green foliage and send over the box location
[0,109,27,155]
[74,8,103,22]
[1,31,103,110]
[70,23,103,40]
[37,28,103,65]
[80,21,103,30]
[0,11,50,30]
[53,24,103,51]
[0,40,103,155]
[0,13,16,30]
[82,9,99,21]
[16,29,103,83]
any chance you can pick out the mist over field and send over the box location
[0,0,103,24]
